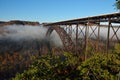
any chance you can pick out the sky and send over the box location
[0,0,118,23]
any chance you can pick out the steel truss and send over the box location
[45,12,120,54]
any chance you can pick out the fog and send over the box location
[0,25,47,40]
[0,25,63,54]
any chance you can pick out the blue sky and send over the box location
[0,0,118,23]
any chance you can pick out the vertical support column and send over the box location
[85,22,89,60]
[106,17,111,53]
[68,25,72,37]
[97,21,100,51]
[76,24,78,55]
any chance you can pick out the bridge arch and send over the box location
[46,26,75,52]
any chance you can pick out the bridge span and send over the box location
[45,12,120,54]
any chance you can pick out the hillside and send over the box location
[0,20,40,26]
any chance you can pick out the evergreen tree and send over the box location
[115,0,120,11]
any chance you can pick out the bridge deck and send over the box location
[45,12,120,25]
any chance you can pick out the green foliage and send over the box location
[114,0,120,10]
[77,53,120,80]
[12,52,82,80]
[114,44,120,54]
[13,48,120,80]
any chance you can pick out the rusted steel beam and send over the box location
[76,24,79,54]
[68,25,72,37]
[84,22,89,60]
[97,21,100,51]
[110,25,120,43]
[106,18,111,53]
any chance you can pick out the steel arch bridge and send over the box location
[46,26,75,52]
[45,12,120,54]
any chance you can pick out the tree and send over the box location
[115,0,120,10]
